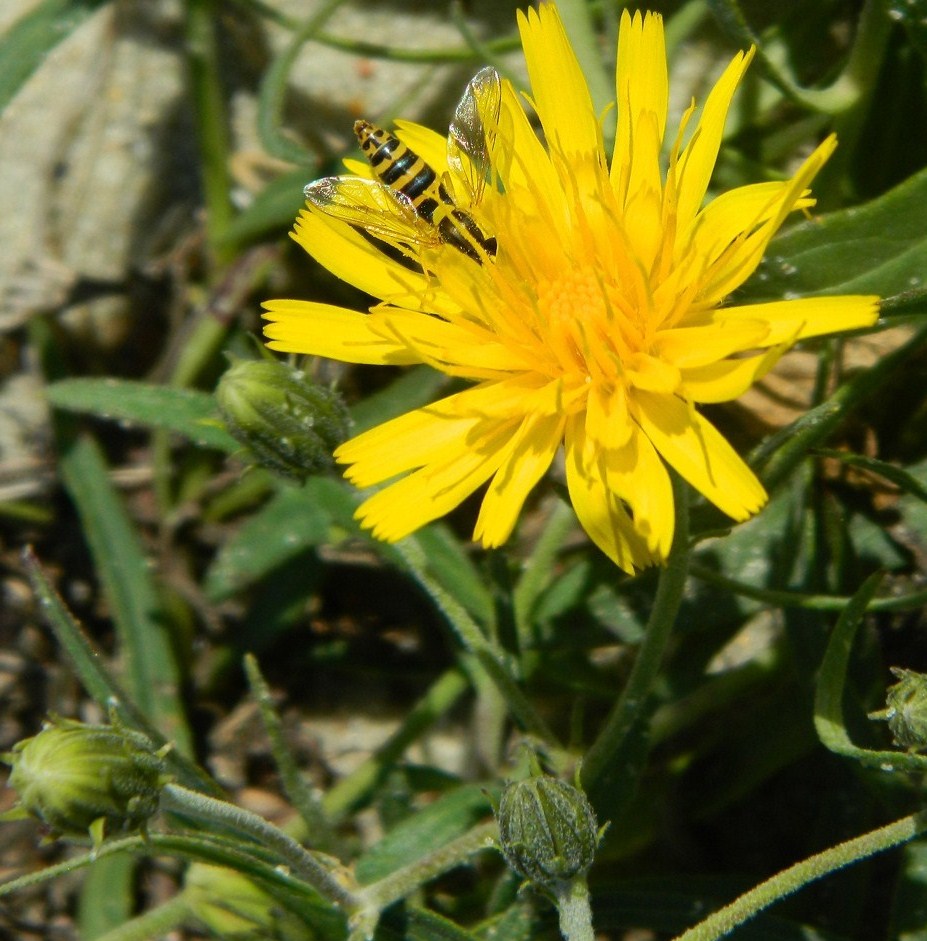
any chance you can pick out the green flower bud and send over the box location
[185,863,311,940]
[883,668,927,750]
[216,359,351,481]
[497,774,598,888]
[2,717,168,845]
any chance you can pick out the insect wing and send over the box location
[304,176,439,249]
[447,66,501,207]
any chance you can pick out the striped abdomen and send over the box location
[354,120,496,261]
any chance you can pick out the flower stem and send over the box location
[160,784,359,912]
[356,820,498,915]
[393,538,561,748]
[672,812,927,941]
[580,474,690,795]
[554,876,595,941]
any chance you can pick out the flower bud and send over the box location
[184,863,310,940]
[496,774,598,888]
[2,717,168,844]
[216,359,351,481]
[882,668,927,750]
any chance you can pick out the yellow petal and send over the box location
[585,382,633,450]
[394,120,450,172]
[717,296,879,344]
[262,301,420,364]
[602,427,675,559]
[680,348,784,403]
[674,47,755,230]
[291,209,430,302]
[354,420,516,542]
[517,5,601,159]
[564,415,658,573]
[655,321,771,368]
[631,391,767,520]
[475,412,565,547]
[611,11,668,206]
[687,181,810,263]
[336,376,555,486]
[626,352,682,393]
[699,135,837,302]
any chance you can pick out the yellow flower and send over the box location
[263,5,878,573]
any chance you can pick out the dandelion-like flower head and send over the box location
[264,5,878,572]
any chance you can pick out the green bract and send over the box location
[2,718,168,844]
[497,774,598,888]
[216,359,351,481]
[884,668,927,751]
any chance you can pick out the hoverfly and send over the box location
[304,67,501,263]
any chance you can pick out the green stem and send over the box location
[393,537,561,748]
[320,667,470,821]
[554,876,595,941]
[356,820,498,915]
[672,812,927,941]
[581,474,690,793]
[688,562,927,613]
[257,0,350,164]
[89,894,193,941]
[513,499,577,661]
[244,655,343,856]
[184,0,235,260]
[160,784,358,911]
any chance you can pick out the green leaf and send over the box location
[217,168,310,247]
[77,854,134,940]
[355,785,494,884]
[740,166,927,302]
[891,0,927,62]
[814,573,927,771]
[57,434,192,753]
[377,906,479,941]
[46,378,239,452]
[21,548,220,795]
[411,526,496,628]
[888,840,927,941]
[815,449,927,504]
[203,479,339,601]
[0,0,108,115]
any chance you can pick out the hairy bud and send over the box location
[216,359,350,481]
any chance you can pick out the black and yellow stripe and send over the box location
[354,120,495,261]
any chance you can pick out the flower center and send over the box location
[533,265,638,383]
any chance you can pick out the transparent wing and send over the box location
[446,66,501,207]
[304,176,439,249]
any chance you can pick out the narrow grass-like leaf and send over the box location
[887,841,927,941]
[22,548,220,795]
[77,854,134,940]
[740,165,927,301]
[814,572,927,771]
[57,434,192,753]
[815,449,927,503]
[217,168,316,247]
[46,378,238,452]
[411,526,495,629]
[320,667,470,821]
[244,654,342,856]
[0,0,108,114]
